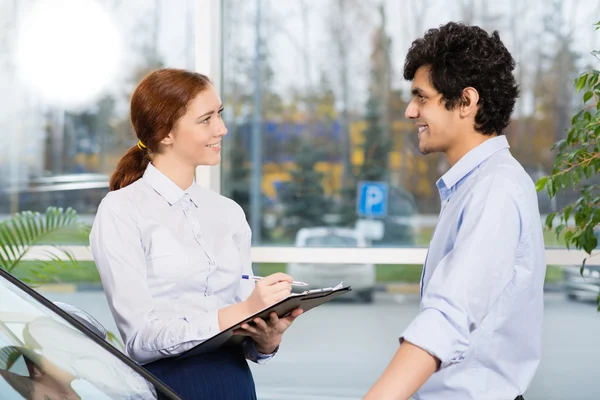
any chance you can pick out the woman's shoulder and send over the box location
[195,186,245,216]
[97,180,148,214]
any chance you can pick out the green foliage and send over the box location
[0,207,87,285]
[280,141,329,234]
[360,97,390,181]
[536,22,600,307]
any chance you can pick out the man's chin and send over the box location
[418,143,432,155]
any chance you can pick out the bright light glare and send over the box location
[15,0,121,108]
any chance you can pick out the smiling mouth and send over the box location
[207,141,221,148]
[417,125,429,135]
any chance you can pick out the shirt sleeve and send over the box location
[90,194,221,364]
[400,176,523,369]
[233,207,256,304]
[232,205,277,364]
[243,338,279,364]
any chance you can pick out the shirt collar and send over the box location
[436,135,510,199]
[142,163,199,207]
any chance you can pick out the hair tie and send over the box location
[137,140,148,151]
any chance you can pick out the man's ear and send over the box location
[460,87,479,118]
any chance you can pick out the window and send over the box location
[0,0,195,218]
[220,0,600,250]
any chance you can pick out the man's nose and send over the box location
[405,100,418,119]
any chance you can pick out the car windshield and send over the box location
[304,234,358,247]
[0,270,181,400]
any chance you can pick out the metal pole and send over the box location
[250,0,262,244]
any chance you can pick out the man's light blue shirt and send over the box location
[402,136,546,399]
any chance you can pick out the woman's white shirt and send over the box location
[90,163,269,364]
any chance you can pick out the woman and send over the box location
[90,68,302,399]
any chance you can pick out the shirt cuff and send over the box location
[400,307,469,369]
[242,339,278,364]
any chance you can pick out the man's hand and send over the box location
[233,309,303,354]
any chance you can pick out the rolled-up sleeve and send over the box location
[90,194,220,364]
[401,176,522,368]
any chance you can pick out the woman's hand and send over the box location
[244,272,294,313]
[219,272,296,333]
[233,309,303,354]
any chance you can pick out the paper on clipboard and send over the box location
[177,282,351,359]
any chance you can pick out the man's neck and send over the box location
[446,132,498,166]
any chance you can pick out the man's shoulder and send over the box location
[478,152,535,193]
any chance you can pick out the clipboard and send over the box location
[177,284,351,359]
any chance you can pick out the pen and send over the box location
[241,274,308,287]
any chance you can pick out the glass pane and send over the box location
[0,271,179,399]
[0,0,194,221]
[220,0,599,249]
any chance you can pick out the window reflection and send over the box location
[0,274,169,399]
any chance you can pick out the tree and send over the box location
[537,21,600,308]
[360,4,391,182]
[280,142,328,235]
[328,0,371,191]
[339,3,391,227]
[360,97,389,181]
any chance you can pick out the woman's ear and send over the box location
[160,132,174,146]
[460,87,479,118]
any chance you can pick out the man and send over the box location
[364,22,546,400]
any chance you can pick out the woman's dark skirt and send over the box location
[144,346,257,400]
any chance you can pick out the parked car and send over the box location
[564,229,600,301]
[0,268,182,399]
[286,227,376,303]
[564,265,600,301]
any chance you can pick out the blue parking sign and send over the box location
[357,181,388,217]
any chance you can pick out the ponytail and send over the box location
[109,145,150,191]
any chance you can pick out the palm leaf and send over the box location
[0,207,86,284]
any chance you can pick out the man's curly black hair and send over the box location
[403,22,519,135]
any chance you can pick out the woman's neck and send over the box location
[151,155,195,190]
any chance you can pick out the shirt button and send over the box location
[209,260,216,266]
[205,291,213,296]
[195,234,201,240]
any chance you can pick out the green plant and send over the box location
[0,207,87,283]
[536,21,600,307]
